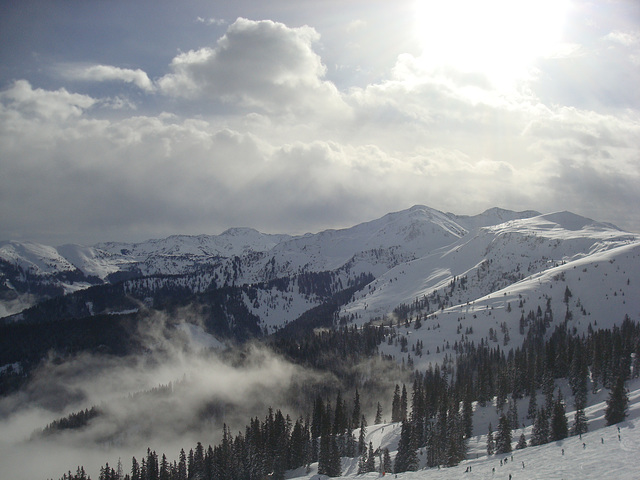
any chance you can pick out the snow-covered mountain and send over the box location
[1,206,638,346]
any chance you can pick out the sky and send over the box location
[1,0,639,245]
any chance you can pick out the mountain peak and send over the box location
[220,227,262,237]
[452,206,541,230]
[537,211,620,231]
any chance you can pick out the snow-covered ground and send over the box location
[293,377,640,480]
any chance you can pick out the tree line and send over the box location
[51,314,639,480]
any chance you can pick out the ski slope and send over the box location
[292,378,640,480]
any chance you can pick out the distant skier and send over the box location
[562,448,564,456]
[601,437,604,444]
[522,461,525,469]
[583,443,586,449]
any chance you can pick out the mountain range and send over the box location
[1,205,638,348]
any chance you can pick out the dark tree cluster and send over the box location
[41,407,102,436]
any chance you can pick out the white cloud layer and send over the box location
[76,64,155,92]
[1,4,639,245]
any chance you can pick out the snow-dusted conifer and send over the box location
[495,414,512,454]
[486,423,495,455]
[605,376,629,426]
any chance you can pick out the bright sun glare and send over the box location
[414,0,569,86]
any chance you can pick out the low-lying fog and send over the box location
[0,312,339,480]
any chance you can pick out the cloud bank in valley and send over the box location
[0,3,638,246]
[0,312,336,480]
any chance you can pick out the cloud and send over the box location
[158,18,347,114]
[0,79,95,121]
[605,30,640,47]
[75,64,155,92]
[345,19,366,33]
[0,312,337,480]
[2,5,640,245]
[196,16,226,26]
[2,60,640,245]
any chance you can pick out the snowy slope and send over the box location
[267,206,468,272]
[0,240,79,275]
[56,243,135,279]
[293,377,640,480]
[95,229,293,276]
[397,241,640,371]
[340,211,638,326]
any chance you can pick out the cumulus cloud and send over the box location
[0,79,95,121]
[75,64,155,92]
[158,18,347,115]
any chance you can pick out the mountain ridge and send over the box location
[1,206,638,338]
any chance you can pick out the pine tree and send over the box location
[462,395,473,439]
[357,451,367,474]
[530,407,549,446]
[391,385,401,422]
[527,391,537,420]
[605,376,629,426]
[572,403,588,436]
[333,391,346,435]
[159,454,169,480]
[382,448,392,475]
[116,458,123,480]
[400,384,408,422]
[329,435,342,477]
[486,423,495,455]
[352,388,361,429]
[444,398,467,467]
[319,435,341,477]
[410,379,425,446]
[571,346,589,436]
[572,381,588,437]
[290,417,309,469]
[516,432,527,449]
[542,369,555,414]
[358,416,367,456]
[193,442,205,480]
[394,420,418,473]
[495,414,512,454]
[374,402,383,424]
[550,391,568,441]
[508,398,519,430]
[131,457,140,480]
[318,435,330,476]
[365,442,376,472]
